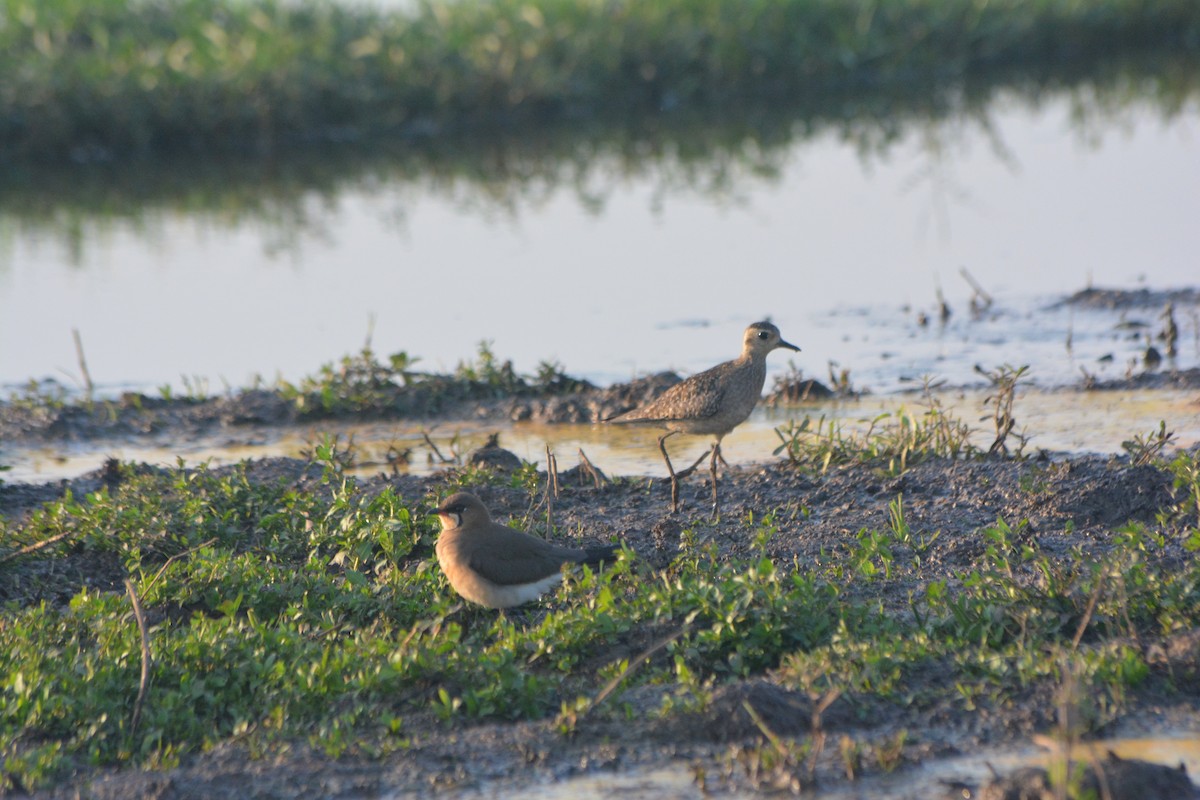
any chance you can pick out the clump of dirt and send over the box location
[1086,367,1200,391]
[646,680,853,743]
[487,371,682,423]
[1050,287,1200,310]
[981,751,1198,800]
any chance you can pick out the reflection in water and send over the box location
[1,54,1196,263]
[0,55,1197,396]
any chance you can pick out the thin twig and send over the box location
[584,626,687,718]
[142,537,219,594]
[576,448,608,488]
[544,445,556,533]
[124,579,152,735]
[421,432,455,464]
[547,445,560,498]
[935,281,951,323]
[959,266,994,309]
[73,327,94,400]
[1070,570,1106,651]
[0,531,73,566]
[743,700,789,758]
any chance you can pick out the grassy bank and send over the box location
[2,0,1199,162]
[2,406,1199,792]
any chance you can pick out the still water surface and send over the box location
[1,85,1198,399]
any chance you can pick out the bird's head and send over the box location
[435,492,490,531]
[744,321,801,357]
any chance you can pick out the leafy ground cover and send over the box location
[3,0,1200,161]
[2,391,1198,796]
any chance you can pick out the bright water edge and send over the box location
[6,389,1198,485]
[382,736,1200,798]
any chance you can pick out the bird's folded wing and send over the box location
[633,370,727,422]
[659,372,726,420]
[467,533,579,587]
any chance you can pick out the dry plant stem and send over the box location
[421,432,454,464]
[742,700,788,759]
[575,448,607,488]
[399,604,459,651]
[959,266,994,308]
[1070,572,1105,651]
[73,327,94,399]
[547,445,560,498]
[124,579,152,735]
[143,536,218,593]
[0,530,73,566]
[543,445,558,533]
[583,627,686,721]
[808,688,841,781]
[935,283,951,322]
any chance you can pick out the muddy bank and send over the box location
[2,365,1198,452]
[1049,287,1200,311]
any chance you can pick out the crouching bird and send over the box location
[434,492,620,609]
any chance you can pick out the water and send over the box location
[384,736,1200,798]
[1,83,1198,400]
[7,389,1198,484]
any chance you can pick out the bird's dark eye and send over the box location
[757,331,770,340]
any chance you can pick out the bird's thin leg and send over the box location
[709,442,722,517]
[657,431,682,513]
[674,449,711,481]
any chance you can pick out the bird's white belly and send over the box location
[439,553,563,608]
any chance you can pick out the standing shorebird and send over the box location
[605,321,800,514]
[434,492,619,609]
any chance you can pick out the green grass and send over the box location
[2,0,1199,162]
[773,366,1032,472]
[3,443,1199,791]
[274,342,590,417]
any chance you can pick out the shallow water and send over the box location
[5,389,1197,485]
[387,735,1200,799]
[1,83,1198,399]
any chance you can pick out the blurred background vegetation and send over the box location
[3,0,1198,164]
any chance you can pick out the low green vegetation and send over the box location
[274,341,589,417]
[774,366,1032,472]
[2,422,1199,792]
[773,390,976,475]
[0,341,589,427]
[3,0,1199,162]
